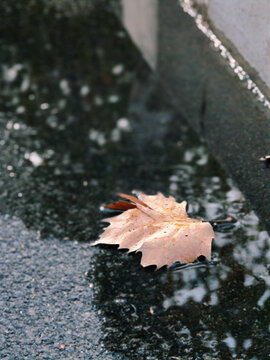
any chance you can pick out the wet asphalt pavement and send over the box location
[0,215,121,360]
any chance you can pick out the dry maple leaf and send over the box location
[92,192,215,269]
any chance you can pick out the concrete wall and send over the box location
[123,0,270,92]
[207,0,270,90]
[122,0,158,69]
[120,0,270,231]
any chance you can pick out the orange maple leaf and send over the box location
[92,192,215,269]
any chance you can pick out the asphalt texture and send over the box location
[0,214,123,360]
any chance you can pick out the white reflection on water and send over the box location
[2,64,23,82]
[117,118,131,131]
[89,129,106,146]
[108,94,119,103]
[222,333,236,350]
[80,85,90,97]
[164,284,206,309]
[244,274,258,287]
[168,143,270,285]
[257,289,270,308]
[59,79,71,95]
[40,102,49,110]
[243,338,252,349]
[21,76,30,92]
[16,106,25,114]
[162,138,270,359]
[24,152,43,167]
[112,64,124,75]
[110,118,132,142]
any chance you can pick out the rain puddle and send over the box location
[1,1,270,359]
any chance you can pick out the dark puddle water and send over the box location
[1,1,270,359]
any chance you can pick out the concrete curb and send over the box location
[120,0,270,232]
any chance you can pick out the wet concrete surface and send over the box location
[1,1,270,359]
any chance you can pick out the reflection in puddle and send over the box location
[1,1,270,359]
[89,111,270,358]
